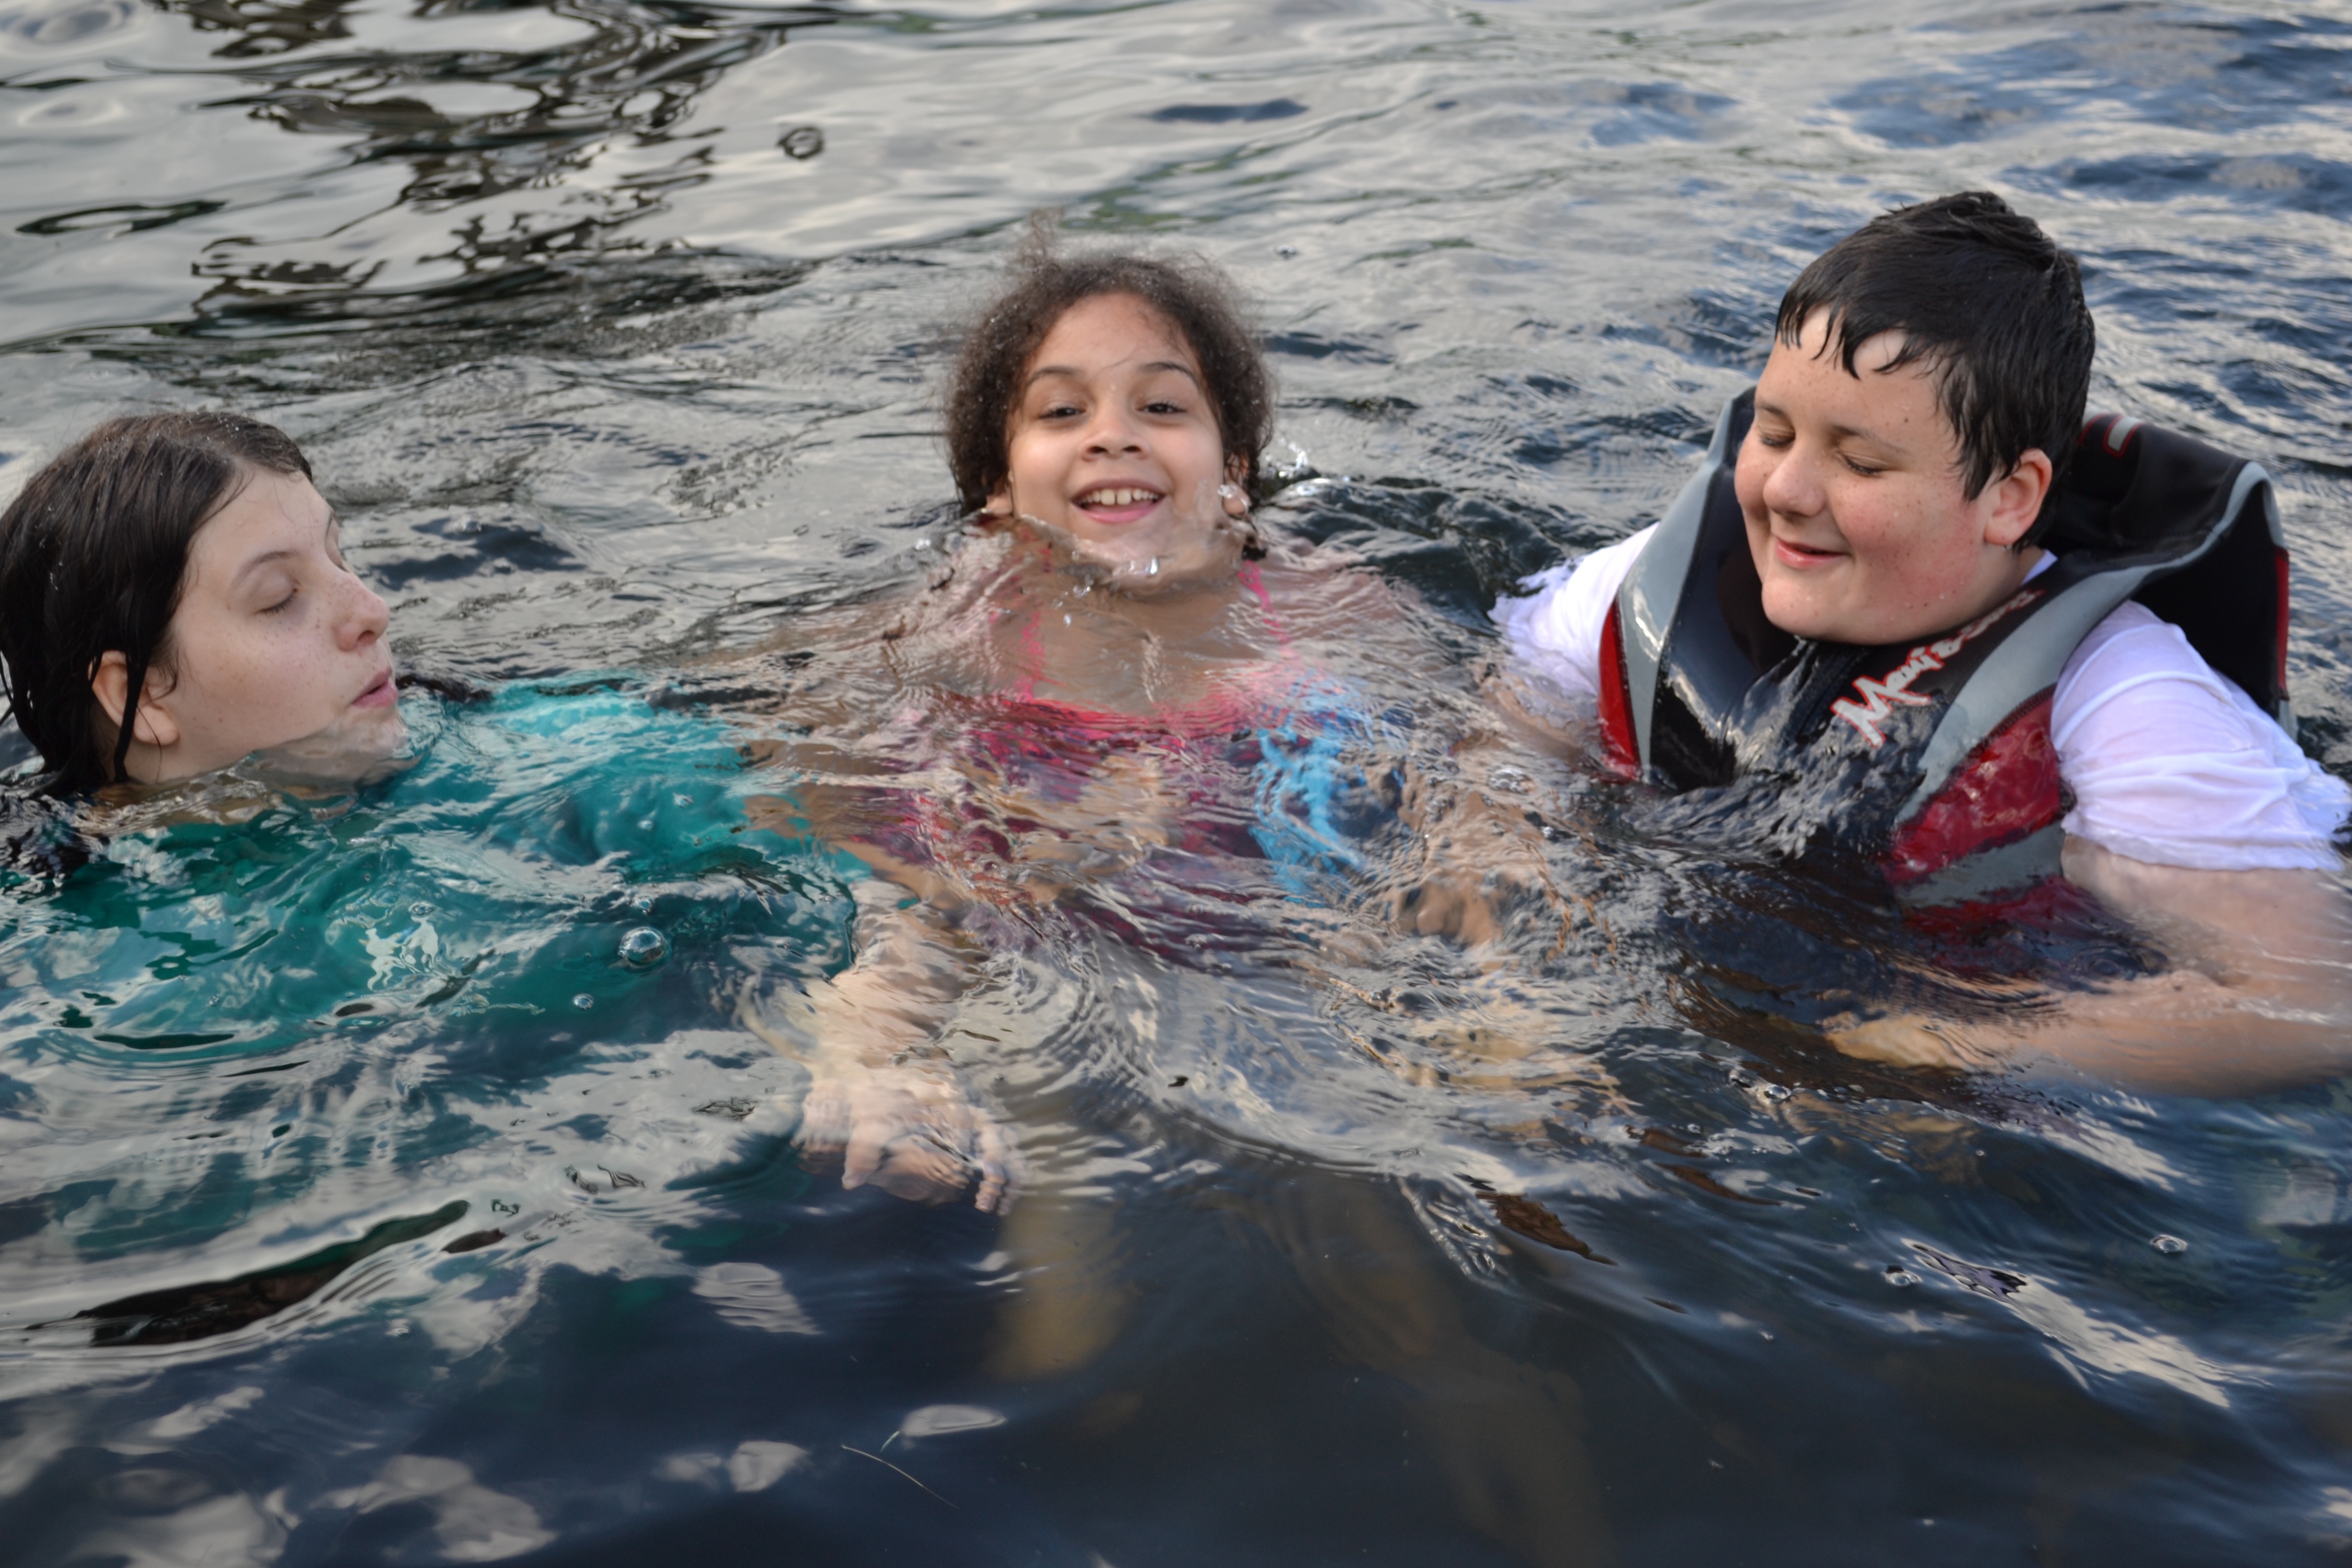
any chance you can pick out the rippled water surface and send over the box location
[7,0,2352,1562]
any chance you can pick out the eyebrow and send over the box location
[1023,360,1203,389]
[229,513,341,589]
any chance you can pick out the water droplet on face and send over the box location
[1147,557,1160,576]
[619,927,670,969]
[1063,612,1072,625]
[2151,1234,2188,1255]
[1884,1266,1919,1287]
[573,993,595,1011]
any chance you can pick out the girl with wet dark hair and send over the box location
[942,243,1275,519]
[0,411,402,795]
[722,234,1606,1558]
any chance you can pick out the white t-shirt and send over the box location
[1493,524,2350,873]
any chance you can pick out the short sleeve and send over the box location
[2051,602,2349,871]
[1489,524,1656,699]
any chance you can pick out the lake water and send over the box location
[5,0,2352,1563]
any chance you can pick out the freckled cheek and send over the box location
[223,636,337,729]
[1732,452,1768,521]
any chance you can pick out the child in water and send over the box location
[0,411,865,1187]
[743,241,1443,1198]
[1493,191,2352,1094]
[736,238,1607,1564]
[0,413,404,798]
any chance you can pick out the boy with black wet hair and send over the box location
[1497,191,2351,1093]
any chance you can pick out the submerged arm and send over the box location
[1836,839,2352,1096]
[740,878,1017,1211]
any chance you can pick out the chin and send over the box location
[1759,587,1837,643]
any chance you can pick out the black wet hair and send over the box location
[0,411,313,793]
[1776,191,2095,523]
[944,227,1274,513]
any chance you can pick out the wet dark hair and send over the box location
[0,412,312,793]
[943,234,1274,513]
[1776,190,2094,524]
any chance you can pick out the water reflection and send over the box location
[175,0,830,332]
[4,0,2352,1560]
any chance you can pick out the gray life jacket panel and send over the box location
[1600,390,2292,904]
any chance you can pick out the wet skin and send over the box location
[986,290,1252,592]
[92,467,401,784]
[1735,308,2052,648]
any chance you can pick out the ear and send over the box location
[1982,448,2054,550]
[1220,455,1251,517]
[90,652,181,750]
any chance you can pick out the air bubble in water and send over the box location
[2151,1234,2188,1255]
[573,993,595,1010]
[410,901,431,918]
[619,927,670,969]
[1761,1083,1791,1102]
[632,893,654,915]
[1885,1266,1919,1287]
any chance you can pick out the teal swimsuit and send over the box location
[0,681,859,1068]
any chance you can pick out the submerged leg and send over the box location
[1253,1170,1614,1568]
[982,1186,1135,1383]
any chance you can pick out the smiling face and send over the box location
[989,291,1252,590]
[97,467,400,782]
[1735,309,2053,647]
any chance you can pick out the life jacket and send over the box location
[1597,390,2292,904]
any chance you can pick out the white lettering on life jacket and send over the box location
[1829,589,2043,748]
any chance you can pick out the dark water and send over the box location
[7,1,2352,1563]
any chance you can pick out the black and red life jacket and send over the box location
[1596,390,2292,904]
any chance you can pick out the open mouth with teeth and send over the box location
[1073,485,1166,524]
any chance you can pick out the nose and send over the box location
[336,568,391,652]
[1082,402,1144,455]
[1758,433,1824,520]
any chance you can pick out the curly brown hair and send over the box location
[943,238,1273,513]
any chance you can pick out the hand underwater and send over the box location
[796,1065,1021,1214]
